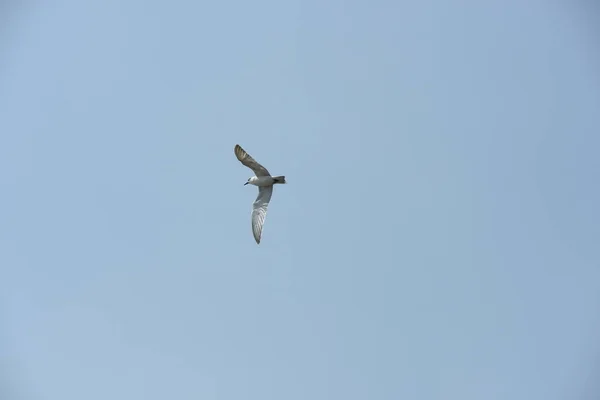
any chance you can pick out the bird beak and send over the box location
[244,182,248,185]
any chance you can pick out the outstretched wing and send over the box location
[251,186,273,244]
[234,144,271,177]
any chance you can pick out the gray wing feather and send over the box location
[252,186,273,244]
[234,144,271,177]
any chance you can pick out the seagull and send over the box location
[234,144,286,244]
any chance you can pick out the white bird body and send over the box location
[246,176,278,187]
[234,144,286,244]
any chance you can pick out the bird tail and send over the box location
[273,176,286,184]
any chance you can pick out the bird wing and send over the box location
[234,144,271,177]
[251,186,273,244]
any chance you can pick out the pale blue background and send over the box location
[1,1,600,399]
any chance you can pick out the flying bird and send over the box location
[234,144,286,244]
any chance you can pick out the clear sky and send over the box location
[1,1,600,399]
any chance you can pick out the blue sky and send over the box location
[1,1,600,399]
